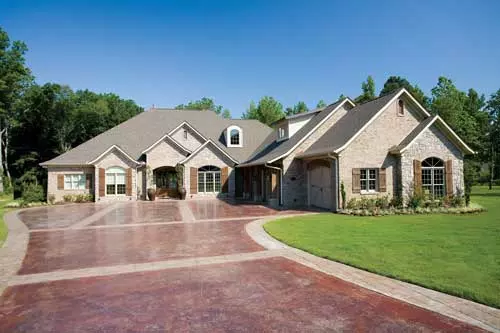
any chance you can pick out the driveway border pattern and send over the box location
[0,210,29,296]
[245,217,500,333]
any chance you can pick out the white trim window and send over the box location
[64,174,86,190]
[198,165,221,193]
[422,157,445,197]
[360,168,377,192]
[278,127,286,139]
[106,166,126,195]
[226,125,243,147]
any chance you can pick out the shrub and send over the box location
[407,186,424,209]
[62,194,93,203]
[346,198,359,210]
[340,181,346,209]
[21,183,44,203]
[390,195,404,208]
[2,176,13,195]
[48,194,56,205]
[375,195,390,209]
[63,194,74,202]
[5,201,21,208]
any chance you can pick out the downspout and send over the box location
[264,163,283,206]
[327,153,339,212]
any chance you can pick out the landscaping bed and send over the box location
[264,186,500,308]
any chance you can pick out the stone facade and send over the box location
[46,166,95,202]
[401,125,464,197]
[93,149,139,202]
[339,96,422,204]
[183,144,236,199]
[281,105,350,207]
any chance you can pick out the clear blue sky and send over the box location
[1,0,499,117]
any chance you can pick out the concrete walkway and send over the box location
[245,217,500,333]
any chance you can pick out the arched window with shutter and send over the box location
[421,157,445,197]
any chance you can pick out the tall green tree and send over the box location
[486,89,500,188]
[285,101,308,116]
[242,96,284,126]
[379,76,430,108]
[430,77,490,186]
[0,27,33,191]
[354,76,376,104]
[175,97,231,118]
[316,100,326,108]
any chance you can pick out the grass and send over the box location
[0,194,15,247]
[265,186,500,308]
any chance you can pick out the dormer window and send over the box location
[230,129,240,145]
[226,125,242,147]
[398,99,405,116]
[278,127,286,139]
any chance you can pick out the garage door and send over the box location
[309,162,332,210]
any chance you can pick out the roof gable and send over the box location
[301,89,432,158]
[391,115,475,155]
[41,109,273,166]
[238,98,354,167]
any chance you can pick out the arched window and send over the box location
[106,166,126,195]
[226,125,242,147]
[198,165,221,193]
[398,99,405,116]
[230,129,240,145]
[421,157,445,197]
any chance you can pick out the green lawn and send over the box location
[265,186,500,308]
[0,194,14,247]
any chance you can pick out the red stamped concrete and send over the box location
[19,219,262,274]
[90,201,182,226]
[18,204,107,230]
[0,257,485,333]
[188,200,307,220]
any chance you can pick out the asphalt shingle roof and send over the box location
[300,89,403,157]
[239,99,347,166]
[41,109,273,165]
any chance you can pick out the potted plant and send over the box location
[176,164,186,200]
[147,187,156,201]
[146,165,156,201]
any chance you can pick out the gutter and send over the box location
[264,163,283,206]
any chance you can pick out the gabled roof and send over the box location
[87,145,143,165]
[300,88,432,158]
[238,98,355,167]
[179,140,238,164]
[41,109,273,166]
[390,115,475,155]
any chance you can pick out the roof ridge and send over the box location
[352,87,403,107]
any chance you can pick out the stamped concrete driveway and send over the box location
[0,200,488,332]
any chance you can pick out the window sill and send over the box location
[360,190,379,195]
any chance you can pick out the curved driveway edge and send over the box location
[246,217,500,333]
[0,210,29,296]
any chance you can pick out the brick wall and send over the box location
[281,105,350,207]
[47,166,95,202]
[339,97,422,204]
[183,144,236,199]
[170,126,205,151]
[93,149,138,201]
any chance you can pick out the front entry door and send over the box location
[155,169,177,198]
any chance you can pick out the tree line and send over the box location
[242,76,500,189]
[1,26,499,200]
